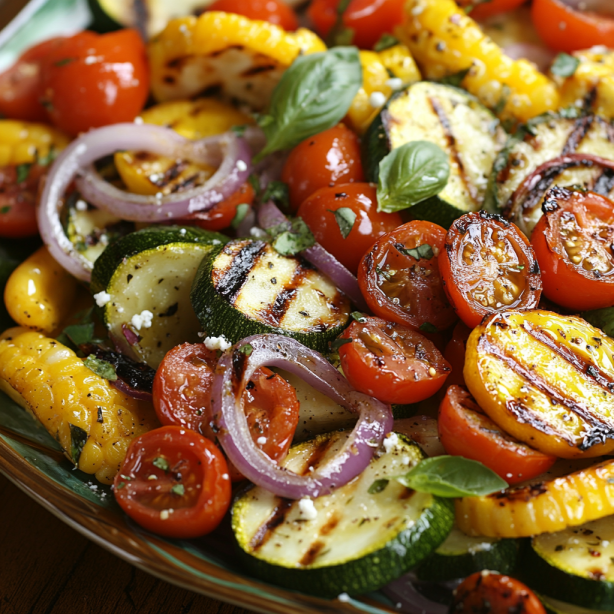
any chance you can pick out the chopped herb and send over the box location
[37,147,57,167]
[54,57,75,67]
[262,180,290,209]
[493,84,511,116]
[551,53,580,78]
[69,423,88,464]
[0,206,10,214]
[248,173,262,199]
[368,478,389,494]
[116,481,126,490]
[351,311,367,323]
[269,217,315,256]
[396,242,434,260]
[63,322,96,347]
[328,207,356,239]
[326,0,353,47]
[171,484,185,496]
[238,343,253,356]
[376,265,391,281]
[16,163,31,184]
[84,355,117,381]
[153,457,170,471]
[231,124,248,137]
[373,33,399,52]
[231,203,251,230]
[419,322,439,334]
[330,337,352,351]
[439,67,470,88]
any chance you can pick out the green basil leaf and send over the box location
[238,343,253,356]
[54,57,75,67]
[256,47,362,160]
[439,67,471,88]
[329,207,356,239]
[231,124,248,137]
[395,242,434,260]
[262,180,290,209]
[16,164,31,184]
[396,456,508,498]
[171,484,185,496]
[231,203,250,230]
[330,337,352,351]
[493,84,511,116]
[83,355,117,381]
[368,478,389,494]
[271,217,315,256]
[551,53,580,78]
[37,146,57,167]
[581,307,614,338]
[69,423,88,464]
[351,311,366,323]
[377,141,449,213]
[153,456,170,471]
[63,322,96,347]
[419,322,439,334]
[373,33,399,52]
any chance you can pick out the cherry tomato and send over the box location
[451,572,546,614]
[532,0,614,53]
[208,0,298,30]
[113,426,231,538]
[358,220,457,332]
[0,164,47,238]
[298,183,402,274]
[439,212,542,329]
[443,321,472,388]
[532,188,614,311]
[439,386,556,485]
[308,0,405,49]
[39,29,149,135]
[282,124,364,212]
[181,182,255,231]
[457,0,528,20]
[338,316,451,405]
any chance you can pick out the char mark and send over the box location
[563,116,595,155]
[300,436,337,475]
[249,498,294,551]
[258,264,308,327]
[299,540,326,566]
[241,64,277,77]
[216,241,267,303]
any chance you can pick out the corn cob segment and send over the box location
[0,327,159,484]
[0,120,70,167]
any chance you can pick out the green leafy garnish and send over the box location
[582,307,614,338]
[238,343,253,356]
[377,141,449,213]
[268,218,315,256]
[551,53,580,78]
[69,423,88,464]
[83,355,117,381]
[396,242,434,260]
[63,322,96,347]
[330,338,352,351]
[231,203,250,230]
[171,484,185,496]
[54,57,74,67]
[262,180,290,209]
[326,0,353,47]
[153,457,170,471]
[396,456,508,498]
[16,164,31,184]
[493,84,511,116]
[351,311,366,323]
[37,147,57,167]
[373,33,399,52]
[439,67,470,88]
[419,322,439,334]
[368,478,389,494]
[329,207,356,239]
[0,206,10,214]
[231,124,248,137]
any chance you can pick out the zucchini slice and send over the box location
[91,226,227,369]
[525,515,614,611]
[414,526,520,582]
[232,431,454,597]
[363,81,506,228]
[190,239,351,354]
[540,594,608,614]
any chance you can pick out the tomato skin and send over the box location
[39,29,149,136]
[532,189,614,311]
[282,124,364,212]
[339,316,451,405]
[113,426,231,538]
[208,0,298,30]
[532,0,614,53]
[308,0,405,49]
[443,321,472,387]
[439,212,542,329]
[298,183,402,274]
[451,572,546,614]
[358,220,457,332]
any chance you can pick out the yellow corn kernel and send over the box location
[0,328,159,483]
[4,246,79,335]
[398,0,560,123]
[149,12,326,108]
[0,120,70,167]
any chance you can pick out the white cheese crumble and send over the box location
[94,290,112,307]
[131,309,154,330]
[75,199,88,211]
[298,497,318,520]
[236,160,248,172]
[250,227,268,239]
[338,593,350,603]
[383,432,399,453]
[369,91,387,108]
[257,436,267,445]
[203,335,232,351]
[385,77,403,90]
[134,116,144,124]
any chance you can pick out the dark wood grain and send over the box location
[0,474,257,614]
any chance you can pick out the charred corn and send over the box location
[398,0,560,123]
[0,327,159,483]
[0,120,69,167]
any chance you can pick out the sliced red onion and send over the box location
[211,334,393,499]
[258,201,369,311]
[121,323,140,347]
[383,574,456,614]
[111,379,153,402]
[503,43,556,73]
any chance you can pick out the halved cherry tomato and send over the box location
[532,188,614,311]
[457,0,528,20]
[113,426,231,538]
[338,316,451,405]
[39,29,149,135]
[451,572,546,614]
[439,212,542,329]
[282,124,364,212]
[181,182,255,232]
[207,0,298,30]
[298,183,402,274]
[443,321,472,387]
[308,0,405,49]
[532,0,614,53]
[358,220,457,332]
[438,385,556,485]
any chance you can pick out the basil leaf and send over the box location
[153,456,169,471]
[368,478,389,494]
[351,311,366,323]
[493,84,511,116]
[377,141,449,213]
[439,67,470,88]
[16,164,31,184]
[63,322,96,347]
[374,33,399,52]
[69,423,88,464]
[582,307,614,338]
[551,53,580,78]
[256,48,362,160]
[419,322,439,334]
[231,203,250,230]
[238,343,253,356]
[231,124,248,137]
[329,207,356,239]
[395,242,434,260]
[271,217,315,256]
[171,484,185,496]
[262,180,290,209]
[396,456,508,498]
[83,355,117,381]
[37,147,57,167]
[330,337,352,351]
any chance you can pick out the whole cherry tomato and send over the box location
[281,124,365,212]
[298,183,402,274]
[113,426,231,538]
[39,29,149,135]
[208,0,298,30]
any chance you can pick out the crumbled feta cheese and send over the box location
[180,228,187,235]
[131,310,154,330]
[338,593,350,603]
[383,432,399,453]
[84,55,98,65]
[203,335,232,351]
[250,227,268,239]
[134,116,144,124]
[94,291,112,307]
[148,474,158,480]
[160,510,170,520]
[257,436,267,445]
[236,160,248,172]
[75,199,88,211]
[298,497,318,520]
[385,77,403,90]
[222,473,229,480]
[369,91,387,108]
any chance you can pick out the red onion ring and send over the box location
[258,201,369,312]
[383,574,457,614]
[211,334,393,499]
[110,378,153,402]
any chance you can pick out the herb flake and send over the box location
[153,457,170,471]
[231,203,251,230]
[396,242,434,260]
[329,207,356,239]
[373,33,399,52]
[171,484,185,496]
[368,478,389,494]
[69,423,88,464]
[330,337,352,351]
[84,355,117,381]
[551,53,580,78]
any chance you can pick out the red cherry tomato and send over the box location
[438,385,556,485]
[308,0,405,49]
[451,572,546,614]
[532,0,614,53]
[208,0,298,30]
[338,316,451,405]
[39,29,149,135]
[298,183,402,274]
[281,124,365,212]
[532,188,614,311]
[457,0,528,20]
[113,426,231,538]
[443,321,472,387]
[439,212,542,329]
[358,220,457,332]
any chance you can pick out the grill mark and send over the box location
[249,498,293,552]
[209,45,244,58]
[319,513,340,536]
[299,540,326,566]
[562,116,595,155]
[428,96,478,202]
[399,488,415,500]
[300,436,337,475]
[263,264,309,327]
[241,64,277,77]
[215,241,267,303]
[132,0,149,40]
